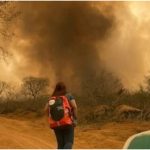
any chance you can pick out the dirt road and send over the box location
[0,114,149,148]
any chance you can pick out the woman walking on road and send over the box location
[45,82,77,149]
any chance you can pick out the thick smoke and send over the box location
[2,2,150,91]
[98,2,150,90]
[9,2,116,91]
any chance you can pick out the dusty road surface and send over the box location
[0,114,149,149]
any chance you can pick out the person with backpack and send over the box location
[45,82,77,149]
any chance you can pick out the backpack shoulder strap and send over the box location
[51,96,56,99]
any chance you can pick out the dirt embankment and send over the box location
[0,114,149,149]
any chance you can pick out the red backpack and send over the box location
[48,96,73,129]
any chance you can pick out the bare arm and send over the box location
[44,102,49,116]
[69,99,77,120]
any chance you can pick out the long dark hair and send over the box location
[52,82,67,96]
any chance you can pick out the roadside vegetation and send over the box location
[0,74,150,124]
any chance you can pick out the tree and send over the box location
[80,70,123,106]
[0,2,20,61]
[21,76,49,100]
[146,75,150,92]
[0,81,16,100]
[0,81,8,97]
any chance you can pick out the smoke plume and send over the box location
[1,2,150,91]
[8,2,116,90]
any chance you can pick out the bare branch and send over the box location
[21,76,49,100]
[0,2,20,61]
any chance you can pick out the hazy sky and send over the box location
[0,2,150,91]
